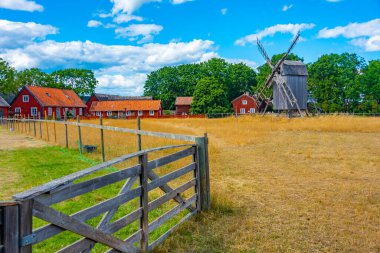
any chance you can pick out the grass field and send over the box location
[1,116,379,252]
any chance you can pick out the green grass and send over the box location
[0,145,194,252]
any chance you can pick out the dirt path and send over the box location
[0,128,48,150]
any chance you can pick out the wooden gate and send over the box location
[0,141,210,252]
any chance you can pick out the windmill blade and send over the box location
[274,31,301,70]
[257,38,274,69]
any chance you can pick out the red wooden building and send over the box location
[231,92,258,115]
[89,100,162,118]
[86,93,153,115]
[175,97,193,115]
[10,86,87,118]
[0,95,10,118]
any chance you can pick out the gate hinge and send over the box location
[21,233,37,246]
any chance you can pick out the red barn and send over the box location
[175,97,193,115]
[10,86,87,119]
[231,92,258,115]
[89,100,162,118]
[86,93,153,115]
[0,95,10,118]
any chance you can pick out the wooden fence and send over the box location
[0,117,210,252]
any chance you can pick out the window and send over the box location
[127,111,132,116]
[240,108,245,114]
[72,108,76,117]
[249,108,255,114]
[31,107,38,116]
[15,107,21,114]
[22,95,29,102]
[79,108,83,116]
[48,107,52,116]
[96,112,101,116]
[107,111,112,116]
[138,110,143,116]
[242,100,247,105]
[149,110,154,116]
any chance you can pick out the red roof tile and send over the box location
[26,86,86,107]
[90,100,162,112]
[175,97,193,106]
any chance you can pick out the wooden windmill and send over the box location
[255,31,308,117]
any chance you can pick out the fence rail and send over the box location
[0,143,210,252]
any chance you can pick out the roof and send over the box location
[0,95,10,107]
[281,60,308,76]
[231,92,256,104]
[26,86,86,108]
[90,100,162,112]
[175,97,193,106]
[94,93,153,101]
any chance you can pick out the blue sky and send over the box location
[0,0,379,95]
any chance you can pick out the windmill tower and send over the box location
[255,32,308,117]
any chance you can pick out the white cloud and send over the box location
[115,24,163,43]
[96,73,147,95]
[282,4,293,11]
[113,14,143,24]
[224,58,258,69]
[318,19,380,51]
[87,20,103,28]
[171,0,194,4]
[0,39,216,95]
[221,8,228,15]
[235,23,315,46]
[110,0,161,15]
[0,0,43,12]
[0,19,57,48]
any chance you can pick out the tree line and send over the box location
[144,54,380,113]
[0,58,97,99]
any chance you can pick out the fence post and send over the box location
[33,119,36,137]
[64,113,68,149]
[38,115,42,139]
[137,116,141,151]
[53,112,57,143]
[195,133,210,211]
[28,115,30,134]
[1,201,20,253]
[77,116,82,155]
[45,112,49,142]
[100,115,105,162]
[19,200,33,253]
[139,153,149,251]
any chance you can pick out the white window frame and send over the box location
[250,108,255,114]
[242,100,247,105]
[79,108,83,116]
[107,111,112,116]
[15,107,21,114]
[138,110,143,116]
[31,107,38,116]
[96,112,101,116]
[127,111,132,116]
[149,110,154,116]
[48,107,52,116]
[240,108,245,114]
[22,95,29,102]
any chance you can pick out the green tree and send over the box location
[16,68,54,87]
[190,77,231,114]
[51,69,97,95]
[0,58,17,95]
[359,60,380,112]
[227,62,257,101]
[308,53,366,112]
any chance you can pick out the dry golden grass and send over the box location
[5,116,380,252]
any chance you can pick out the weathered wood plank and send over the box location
[148,195,196,233]
[196,134,211,211]
[147,147,194,171]
[107,230,142,253]
[3,204,19,253]
[35,165,141,205]
[148,179,196,212]
[140,153,149,251]
[32,187,142,244]
[13,145,192,201]
[149,210,196,251]
[148,163,196,191]
[33,201,138,252]
[19,200,33,252]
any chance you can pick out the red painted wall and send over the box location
[0,107,8,117]
[10,88,85,118]
[86,95,98,115]
[232,94,258,114]
[175,105,191,115]
[91,110,161,119]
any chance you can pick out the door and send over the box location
[56,107,61,119]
